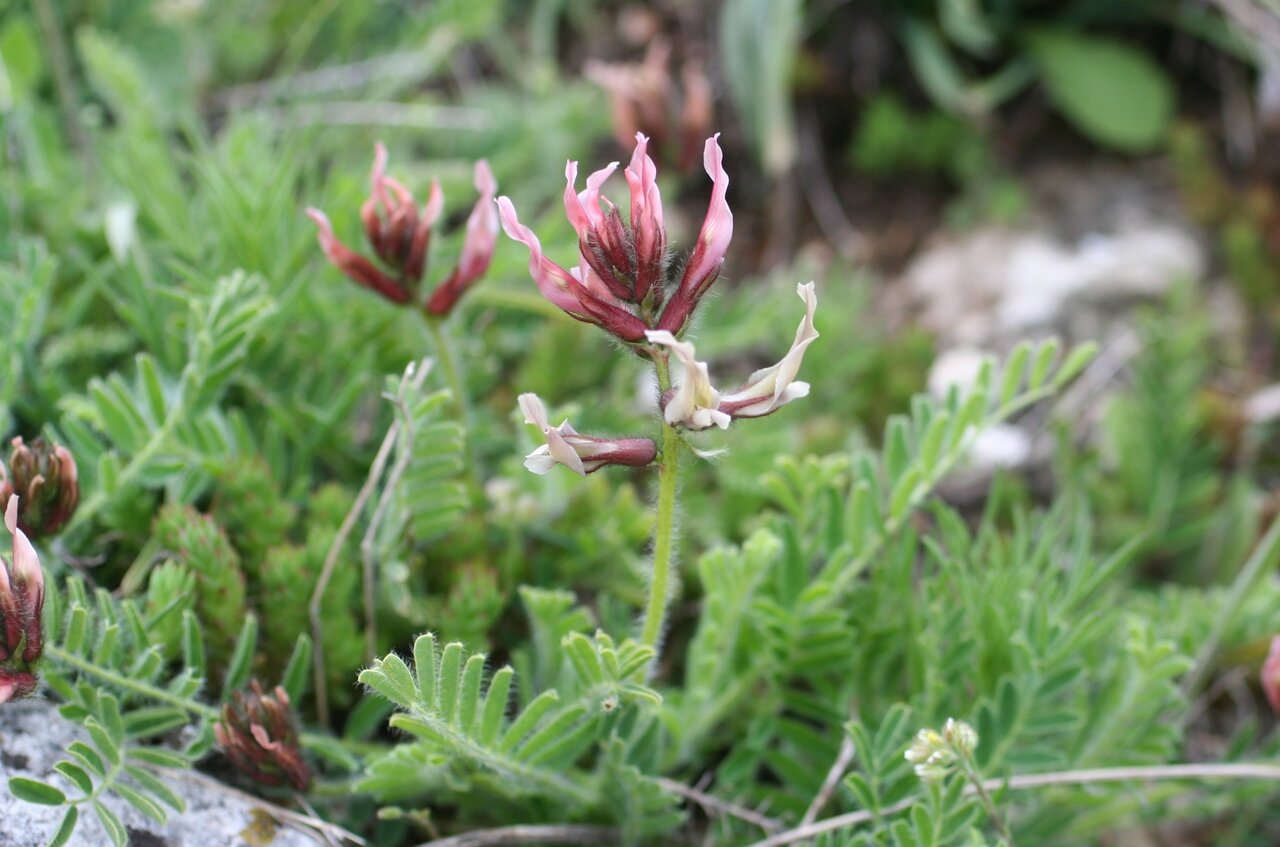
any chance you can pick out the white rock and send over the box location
[969,424,1033,471]
[0,698,325,847]
[927,347,991,399]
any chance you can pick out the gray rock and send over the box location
[0,698,326,847]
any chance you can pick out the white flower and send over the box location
[717,282,819,419]
[518,394,656,475]
[644,330,730,431]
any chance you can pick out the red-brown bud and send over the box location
[0,438,79,538]
[215,680,311,792]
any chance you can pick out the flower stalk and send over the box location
[641,352,681,653]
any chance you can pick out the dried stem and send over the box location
[360,359,435,662]
[148,766,365,846]
[310,360,428,726]
[746,762,1280,847]
[800,734,856,828]
[414,824,620,847]
[655,776,783,834]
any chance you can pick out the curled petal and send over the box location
[718,282,819,419]
[658,134,732,333]
[625,133,666,302]
[563,160,619,242]
[646,331,730,431]
[497,198,588,317]
[425,161,499,316]
[307,208,412,304]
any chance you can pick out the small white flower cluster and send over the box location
[904,718,978,783]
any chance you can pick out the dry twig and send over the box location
[655,776,784,834]
[746,762,1280,847]
[310,359,430,726]
[415,824,621,847]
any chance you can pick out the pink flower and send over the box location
[308,143,498,316]
[0,496,43,689]
[519,394,657,475]
[1263,636,1280,714]
[498,133,731,342]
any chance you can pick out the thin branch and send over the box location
[799,734,856,828]
[746,762,1280,847]
[415,824,621,847]
[150,766,365,846]
[655,776,784,834]
[252,102,491,132]
[360,358,434,661]
[310,360,428,725]
[213,38,455,111]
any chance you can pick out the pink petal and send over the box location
[624,133,666,300]
[424,161,499,315]
[682,134,732,296]
[1264,636,1280,714]
[563,160,619,242]
[657,134,732,333]
[497,197,586,316]
[307,208,412,304]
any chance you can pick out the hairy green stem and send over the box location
[641,354,680,656]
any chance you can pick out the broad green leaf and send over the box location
[1028,29,1174,151]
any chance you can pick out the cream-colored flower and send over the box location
[717,282,818,419]
[645,331,730,431]
[518,394,656,475]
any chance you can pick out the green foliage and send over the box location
[149,505,246,663]
[852,94,985,181]
[31,578,208,844]
[358,632,664,819]
[1026,30,1174,152]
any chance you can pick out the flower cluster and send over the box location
[0,437,79,538]
[308,143,498,317]
[215,680,311,791]
[905,718,979,783]
[505,133,819,475]
[499,133,731,342]
[0,496,44,703]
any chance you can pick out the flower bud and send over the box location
[1,437,79,538]
[519,394,657,475]
[215,680,311,791]
[0,496,44,697]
